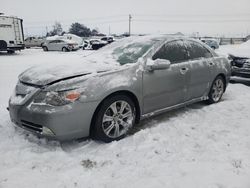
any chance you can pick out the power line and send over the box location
[133,13,250,18]
[24,15,128,24]
[133,19,250,23]
[24,20,128,29]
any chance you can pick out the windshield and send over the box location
[112,40,156,65]
[86,36,163,66]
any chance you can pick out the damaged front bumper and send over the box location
[231,66,250,78]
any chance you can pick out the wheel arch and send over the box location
[89,90,141,137]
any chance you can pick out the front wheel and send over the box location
[92,95,136,142]
[207,76,225,104]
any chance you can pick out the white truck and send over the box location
[0,14,24,53]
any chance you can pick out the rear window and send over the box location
[185,41,213,60]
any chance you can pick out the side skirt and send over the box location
[141,96,208,120]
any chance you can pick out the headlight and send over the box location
[34,90,81,106]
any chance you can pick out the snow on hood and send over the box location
[18,61,120,86]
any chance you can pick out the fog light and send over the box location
[42,127,55,136]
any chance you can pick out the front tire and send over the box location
[92,95,136,142]
[207,76,225,104]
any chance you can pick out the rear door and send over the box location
[143,40,189,114]
[183,40,214,101]
[56,40,64,51]
[47,40,57,51]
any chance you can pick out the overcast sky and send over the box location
[1,0,250,37]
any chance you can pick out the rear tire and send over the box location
[207,76,225,104]
[92,95,136,142]
[7,50,15,54]
[62,47,68,52]
[42,46,48,51]
[0,40,7,50]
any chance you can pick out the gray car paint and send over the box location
[43,39,78,51]
[8,36,231,141]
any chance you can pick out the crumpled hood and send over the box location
[18,61,117,86]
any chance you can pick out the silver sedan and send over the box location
[42,39,79,52]
[8,35,231,142]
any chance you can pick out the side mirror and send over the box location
[146,59,171,71]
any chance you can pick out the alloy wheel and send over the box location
[211,78,224,102]
[102,100,134,138]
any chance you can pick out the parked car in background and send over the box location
[62,33,83,46]
[24,37,44,48]
[229,54,250,78]
[42,39,79,52]
[82,40,90,50]
[101,36,115,43]
[8,36,231,143]
[201,38,219,49]
[89,39,108,50]
[46,33,83,48]
[0,15,24,53]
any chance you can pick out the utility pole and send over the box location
[129,14,132,36]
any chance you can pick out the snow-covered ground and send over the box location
[0,44,250,188]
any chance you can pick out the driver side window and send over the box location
[152,40,188,64]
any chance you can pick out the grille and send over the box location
[21,120,43,133]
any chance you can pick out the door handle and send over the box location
[180,67,189,74]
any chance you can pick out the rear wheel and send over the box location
[62,47,68,52]
[92,95,136,142]
[207,76,225,104]
[7,50,15,54]
[42,46,48,51]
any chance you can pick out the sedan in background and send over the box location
[101,36,115,43]
[42,39,79,52]
[8,36,231,142]
[201,38,220,49]
[89,39,108,50]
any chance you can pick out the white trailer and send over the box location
[0,15,24,53]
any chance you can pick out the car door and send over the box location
[56,40,64,51]
[142,40,189,114]
[183,40,214,101]
[47,40,57,51]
